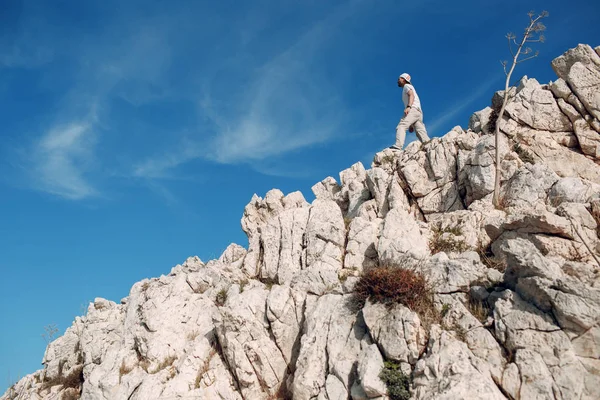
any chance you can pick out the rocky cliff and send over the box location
[3,44,600,400]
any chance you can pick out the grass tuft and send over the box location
[429,225,469,254]
[215,289,228,307]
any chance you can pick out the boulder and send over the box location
[552,44,600,121]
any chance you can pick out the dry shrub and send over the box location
[467,298,491,324]
[258,277,278,290]
[119,360,135,383]
[187,330,201,342]
[353,265,435,320]
[152,355,177,374]
[40,365,84,394]
[477,244,505,272]
[61,387,80,400]
[139,358,150,373]
[195,348,217,389]
[215,289,228,306]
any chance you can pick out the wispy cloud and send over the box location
[132,1,365,180]
[202,5,355,164]
[0,44,54,69]
[28,116,98,200]
[426,77,500,134]
[132,137,201,180]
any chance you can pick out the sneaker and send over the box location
[388,144,403,151]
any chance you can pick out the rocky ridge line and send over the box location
[3,43,600,400]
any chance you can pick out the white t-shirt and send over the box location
[402,84,422,111]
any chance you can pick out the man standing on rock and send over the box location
[390,73,430,150]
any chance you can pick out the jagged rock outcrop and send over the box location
[4,43,600,400]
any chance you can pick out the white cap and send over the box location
[399,73,411,83]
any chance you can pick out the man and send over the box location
[390,73,430,150]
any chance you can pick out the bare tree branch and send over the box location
[492,11,548,208]
[517,54,539,63]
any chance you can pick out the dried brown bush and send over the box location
[477,244,506,272]
[119,360,135,383]
[353,265,435,318]
[40,365,84,395]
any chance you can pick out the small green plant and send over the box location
[239,279,249,293]
[215,289,228,306]
[513,142,536,164]
[344,217,353,229]
[429,225,469,254]
[258,277,278,290]
[441,303,451,318]
[379,361,411,400]
[379,154,396,166]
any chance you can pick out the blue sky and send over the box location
[1,0,598,390]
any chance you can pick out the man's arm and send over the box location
[404,89,414,116]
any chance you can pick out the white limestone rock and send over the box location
[343,216,381,272]
[378,207,429,262]
[292,294,368,400]
[417,180,463,214]
[340,162,372,218]
[362,300,426,367]
[500,210,573,239]
[548,177,600,206]
[304,199,345,269]
[412,326,506,400]
[215,286,287,399]
[241,189,286,277]
[219,243,247,269]
[356,343,387,398]
[552,44,600,121]
[458,134,513,206]
[513,126,600,182]
[312,176,343,204]
[41,318,84,382]
[437,295,505,382]
[504,77,572,131]
[421,252,499,294]
[325,374,348,400]
[557,97,600,158]
[501,163,559,210]
[265,285,305,365]
[365,167,392,217]
[490,289,595,399]
[425,131,460,184]
[469,106,494,134]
